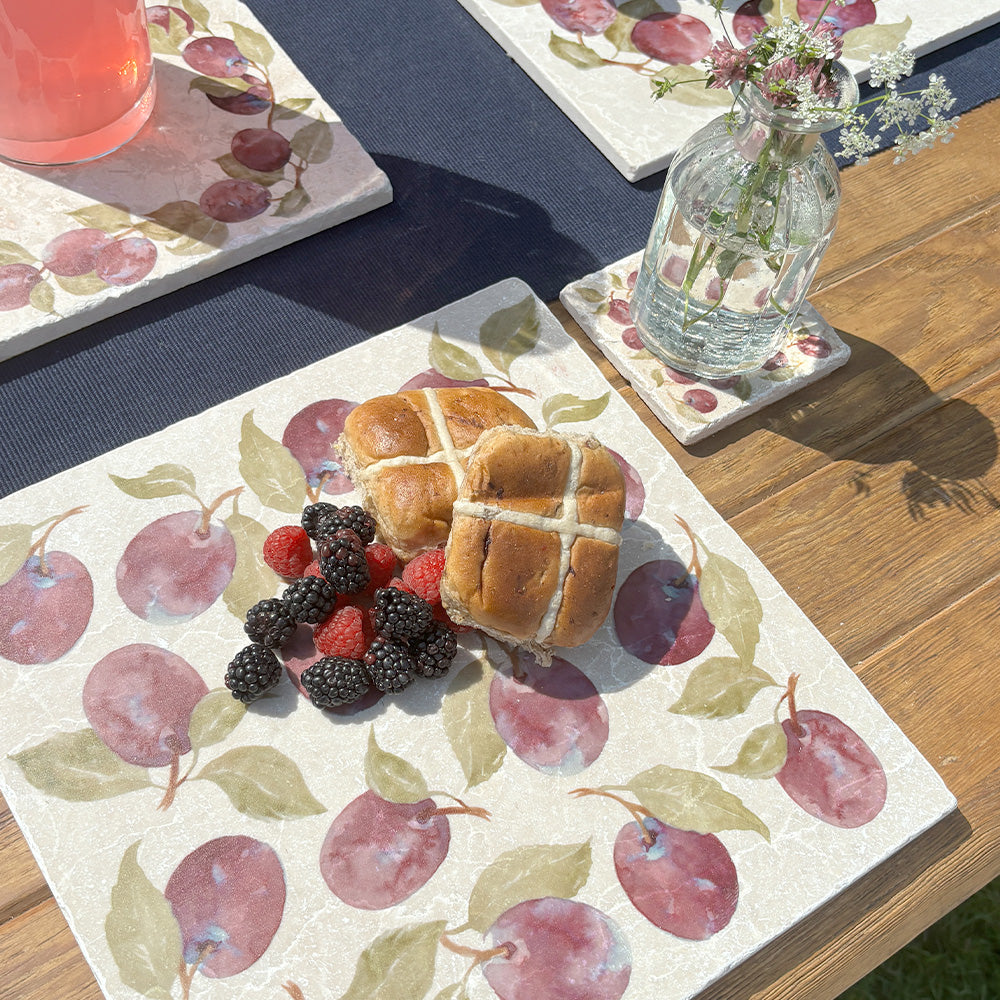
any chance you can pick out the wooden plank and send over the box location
[0,796,50,926]
[731,369,1000,665]
[0,899,102,1000]
[817,99,1000,292]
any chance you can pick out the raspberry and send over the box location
[402,548,446,605]
[372,586,433,641]
[303,559,323,578]
[364,637,416,693]
[386,576,415,594]
[315,604,372,660]
[262,525,313,577]
[318,528,370,594]
[300,656,371,708]
[244,598,297,648]
[409,620,458,678]
[363,542,397,595]
[225,645,282,703]
[303,502,377,544]
[282,576,338,624]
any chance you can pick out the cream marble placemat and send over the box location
[0,0,391,363]
[0,279,953,1000]
[454,0,1000,181]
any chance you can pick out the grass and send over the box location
[838,878,1000,1000]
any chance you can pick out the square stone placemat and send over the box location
[0,0,391,363]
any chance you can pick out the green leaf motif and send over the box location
[226,21,274,67]
[339,920,447,1000]
[187,688,246,750]
[196,746,325,819]
[697,543,763,665]
[466,841,591,934]
[135,220,182,242]
[215,152,286,187]
[69,202,134,233]
[618,0,664,17]
[189,74,250,97]
[165,235,222,257]
[429,325,484,384]
[759,0,798,23]
[179,0,210,31]
[840,18,912,61]
[274,186,312,218]
[365,727,429,804]
[604,11,641,54]
[223,507,276,621]
[271,97,314,122]
[9,729,151,801]
[109,464,197,501]
[650,65,732,107]
[442,656,506,789]
[548,31,606,69]
[105,842,182,1000]
[714,722,788,780]
[146,22,182,56]
[290,119,334,164]
[52,272,109,296]
[0,239,34,266]
[622,764,770,840]
[479,295,539,378]
[542,391,610,428]
[238,411,308,513]
[669,657,777,719]
[0,523,33,586]
[29,280,55,314]
[145,201,228,247]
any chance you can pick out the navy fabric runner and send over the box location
[1,1,998,498]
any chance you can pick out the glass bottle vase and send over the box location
[630,64,858,377]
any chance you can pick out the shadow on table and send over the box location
[685,327,1000,521]
[691,806,972,1000]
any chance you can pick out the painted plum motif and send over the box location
[281,398,357,499]
[164,835,286,979]
[483,896,632,1000]
[111,466,240,622]
[83,643,209,769]
[489,654,610,776]
[0,507,93,664]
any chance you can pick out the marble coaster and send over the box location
[561,251,850,445]
[455,0,1000,181]
[0,0,392,363]
[0,277,954,1000]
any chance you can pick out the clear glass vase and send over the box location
[630,64,858,377]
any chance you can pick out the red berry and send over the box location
[303,559,323,578]
[386,576,416,594]
[363,543,397,596]
[402,549,446,605]
[262,525,313,577]
[314,604,372,659]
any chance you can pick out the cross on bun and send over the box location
[337,387,536,561]
[440,425,626,663]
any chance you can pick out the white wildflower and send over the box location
[868,44,916,89]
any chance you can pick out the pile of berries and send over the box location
[224,503,461,707]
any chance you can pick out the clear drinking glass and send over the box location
[0,0,156,166]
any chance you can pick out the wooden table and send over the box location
[3,98,999,1000]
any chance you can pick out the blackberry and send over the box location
[282,575,338,624]
[372,586,433,641]
[318,529,370,594]
[303,502,377,545]
[300,656,371,708]
[225,644,282,703]
[364,637,416,694]
[409,621,458,679]
[244,597,297,647]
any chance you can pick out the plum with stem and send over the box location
[775,674,887,828]
[1,507,93,664]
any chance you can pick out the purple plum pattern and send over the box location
[0,291,910,1000]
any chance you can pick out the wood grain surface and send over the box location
[2,96,999,1000]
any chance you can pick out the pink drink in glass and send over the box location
[0,0,155,165]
